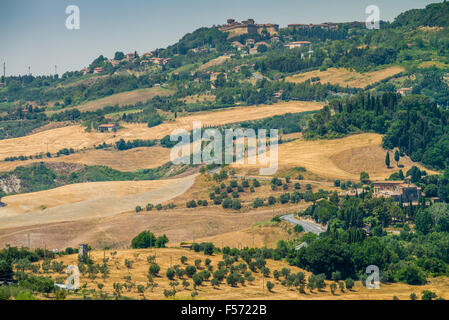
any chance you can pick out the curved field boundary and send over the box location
[0,174,197,229]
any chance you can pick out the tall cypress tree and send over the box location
[394,150,400,166]
[385,151,391,168]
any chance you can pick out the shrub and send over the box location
[149,264,160,277]
[18,275,54,294]
[226,272,242,287]
[211,278,220,288]
[131,231,157,249]
[193,273,203,287]
[253,198,264,208]
[231,199,241,210]
[293,224,304,233]
[222,198,233,209]
[421,290,437,300]
[267,281,274,292]
[203,243,215,255]
[397,263,427,285]
[166,268,176,280]
[185,266,197,278]
[186,200,197,208]
[345,278,355,290]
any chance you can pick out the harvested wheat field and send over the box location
[52,87,173,113]
[285,66,404,88]
[190,221,298,249]
[169,100,324,129]
[197,55,231,71]
[180,94,216,104]
[232,133,437,181]
[0,101,323,160]
[0,146,171,172]
[36,248,449,300]
[0,174,197,229]
[0,203,301,250]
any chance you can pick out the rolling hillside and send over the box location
[231,133,438,181]
[34,248,449,300]
[285,66,404,89]
[0,101,324,161]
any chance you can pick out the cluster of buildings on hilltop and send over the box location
[222,19,315,56]
[339,180,429,204]
[231,39,272,55]
[81,51,171,75]
[219,19,340,39]
[219,18,279,38]
[80,19,342,76]
[288,23,340,31]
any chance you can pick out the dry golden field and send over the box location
[0,101,323,160]
[0,203,298,250]
[51,87,173,113]
[36,248,449,300]
[0,174,197,229]
[196,55,231,71]
[285,66,404,88]
[0,146,171,172]
[0,171,318,249]
[232,133,437,181]
[190,221,297,249]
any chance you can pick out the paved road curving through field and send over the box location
[281,213,326,235]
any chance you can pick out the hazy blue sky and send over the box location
[0,0,443,75]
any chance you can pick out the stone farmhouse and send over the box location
[372,181,421,202]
